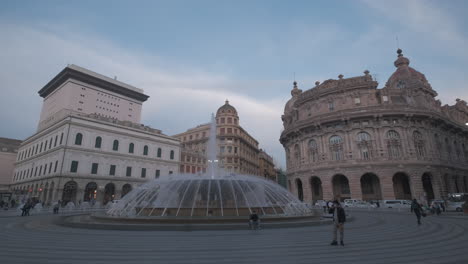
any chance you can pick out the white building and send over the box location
[10,65,180,205]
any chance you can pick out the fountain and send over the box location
[63,114,320,230]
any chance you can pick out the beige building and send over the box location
[259,149,276,181]
[280,49,468,204]
[0,138,22,199]
[174,100,263,176]
[11,65,179,205]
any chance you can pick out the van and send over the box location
[343,199,362,207]
[382,200,411,208]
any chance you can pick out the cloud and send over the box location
[0,22,288,167]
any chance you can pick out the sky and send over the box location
[1,0,467,168]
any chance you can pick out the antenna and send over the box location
[293,72,296,82]
[396,36,400,49]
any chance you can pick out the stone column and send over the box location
[380,171,395,200]
[348,173,363,200]
[322,175,333,200]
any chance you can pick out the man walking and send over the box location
[330,200,346,246]
[411,199,423,225]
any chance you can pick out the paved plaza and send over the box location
[1,210,467,264]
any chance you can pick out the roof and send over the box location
[0,137,22,153]
[38,64,149,102]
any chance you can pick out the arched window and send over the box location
[308,139,319,162]
[413,131,425,159]
[129,143,134,154]
[95,136,102,148]
[329,135,344,161]
[387,130,401,159]
[112,140,119,151]
[294,144,301,164]
[357,132,372,160]
[170,150,175,160]
[157,148,162,158]
[74,133,83,145]
[143,145,148,156]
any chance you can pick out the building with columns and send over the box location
[280,49,468,204]
[10,65,180,205]
[173,100,266,176]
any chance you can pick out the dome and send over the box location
[385,49,433,94]
[106,173,309,217]
[216,100,238,117]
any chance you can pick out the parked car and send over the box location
[343,199,362,207]
[382,200,411,209]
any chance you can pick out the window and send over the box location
[357,132,372,160]
[113,140,119,151]
[60,133,64,145]
[70,161,79,173]
[294,144,301,164]
[54,161,58,173]
[75,133,83,145]
[329,135,344,161]
[40,142,43,152]
[157,148,162,158]
[220,128,225,135]
[227,128,232,134]
[228,117,232,124]
[34,167,38,176]
[48,138,52,149]
[44,164,48,175]
[328,101,334,111]
[129,143,134,153]
[413,131,425,159]
[221,118,225,123]
[354,98,361,105]
[109,165,116,176]
[170,150,175,160]
[143,145,148,156]
[308,139,319,162]
[387,130,402,159]
[39,166,42,176]
[48,162,52,174]
[126,166,132,177]
[155,169,160,178]
[54,135,58,147]
[95,137,102,148]
[91,163,98,174]
[383,96,388,102]
[141,168,146,178]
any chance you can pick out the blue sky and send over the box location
[1,0,467,168]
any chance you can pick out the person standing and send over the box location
[411,199,423,225]
[249,210,260,230]
[330,200,346,246]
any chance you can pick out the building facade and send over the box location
[259,149,276,181]
[280,49,468,204]
[0,138,22,200]
[173,100,263,176]
[10,65,180,205]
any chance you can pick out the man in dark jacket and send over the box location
[411,199,423,225]
[330,200,346,246]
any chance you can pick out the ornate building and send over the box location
[280,49,468,204]
[259,149,276,181]
[173,100,264,176]
[10,65,179,205]
[0,137,22,199]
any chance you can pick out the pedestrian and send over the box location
[330,200,346,246]
[411,199,423,225]
[327,200,334,214]
[321,200,327,213]
[376,201,380,208]
[440,201,446,212]
[53,201,60,214]
[249,210,260,230]
[11,199,16,208]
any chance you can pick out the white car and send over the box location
[382,200,411,209]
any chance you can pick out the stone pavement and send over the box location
[1,210,467,264]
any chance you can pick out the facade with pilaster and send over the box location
[280,49,468,204]
[10,65,179,205]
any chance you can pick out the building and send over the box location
[173,100,263,176]
[280,49,468,204]
[10,65,180,205]
[0,138,22,200]
[258,149,276,181]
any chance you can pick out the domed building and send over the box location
[280,49,468,204]
[174,100,271,177]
